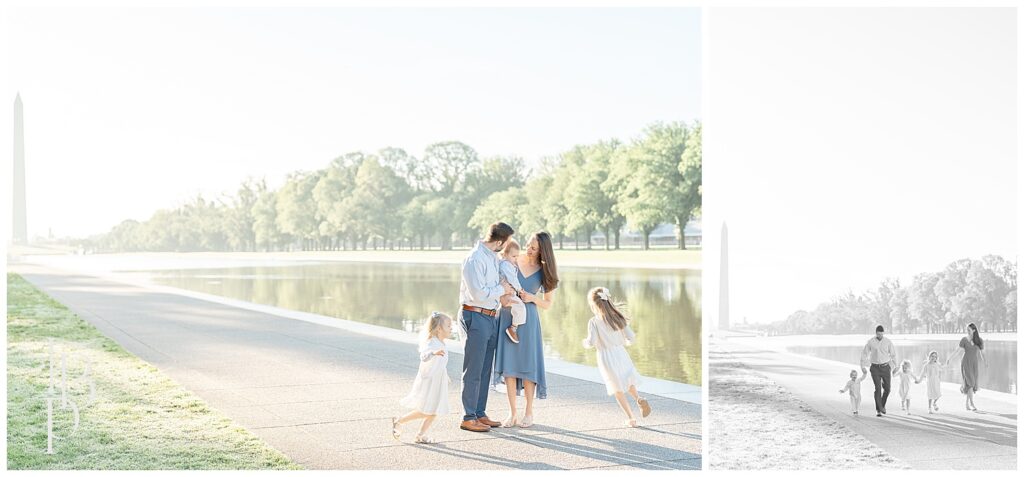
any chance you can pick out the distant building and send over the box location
[681,221,702,246]
[596,221,702,248]
[719,222,729,331]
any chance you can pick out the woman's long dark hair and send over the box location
[532,231,559,292]
[967,322,984,350]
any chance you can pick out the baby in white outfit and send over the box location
[839,369,869,415]
[499,239,528,344]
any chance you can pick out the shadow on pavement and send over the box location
[883,413,1016,447]
[415,442,566,470]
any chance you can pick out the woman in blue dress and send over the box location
[945,322,987,411]
[494,231,559,428]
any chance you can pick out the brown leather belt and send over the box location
[461,304,497,317]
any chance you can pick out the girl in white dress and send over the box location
[916,350,944,413]
[895,359,920,415]
[582,286,651,428]
[392,311,452,444]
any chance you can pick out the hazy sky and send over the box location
[704,8,1017,325]
[6,7,701,238]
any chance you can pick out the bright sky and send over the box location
[6,7,701,238]
[704,7,1017,325]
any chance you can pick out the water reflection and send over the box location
[142,262,702,385]
[789,341,1017,394]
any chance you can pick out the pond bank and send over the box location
[13,248,701,271]
[18,253,703,387]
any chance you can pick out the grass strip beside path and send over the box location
[6,273,300,470]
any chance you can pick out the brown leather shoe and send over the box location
[478,416,502,428]
[506,326,520,344]
[460,420,490,432]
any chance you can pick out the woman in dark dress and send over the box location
[946,322,987,411]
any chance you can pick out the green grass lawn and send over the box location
[6,273,300,470]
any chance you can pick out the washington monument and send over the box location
[718,221,728,331]
[13,93,27,245]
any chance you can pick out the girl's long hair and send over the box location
[532,232,559,292]
[588,287,629,331]
[967,322,984,350]
[422,311,451,342]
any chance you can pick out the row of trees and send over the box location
[771,256,1017,335]
[96,122,701,252]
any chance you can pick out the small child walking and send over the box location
[392,311,452,444]
[499,239,528,344]
[839,369,869,415]
[916,350,944,413]
[894,359,920,415]
[581,286,651,428]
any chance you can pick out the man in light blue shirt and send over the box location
[860,324,898,417]
[458,222,515,432]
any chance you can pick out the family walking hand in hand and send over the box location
[846,323,988,418]
[391,222,653,444]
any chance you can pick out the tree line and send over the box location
[769,256,1017,335]
[95,121,701,253]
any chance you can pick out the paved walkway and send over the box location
[12,264,701,470]
[717,339,1016,470]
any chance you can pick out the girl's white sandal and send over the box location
[391,417,401,441]
[415,434,436,444]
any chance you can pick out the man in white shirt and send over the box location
[860,325,898,417]
[458,222,515,433]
